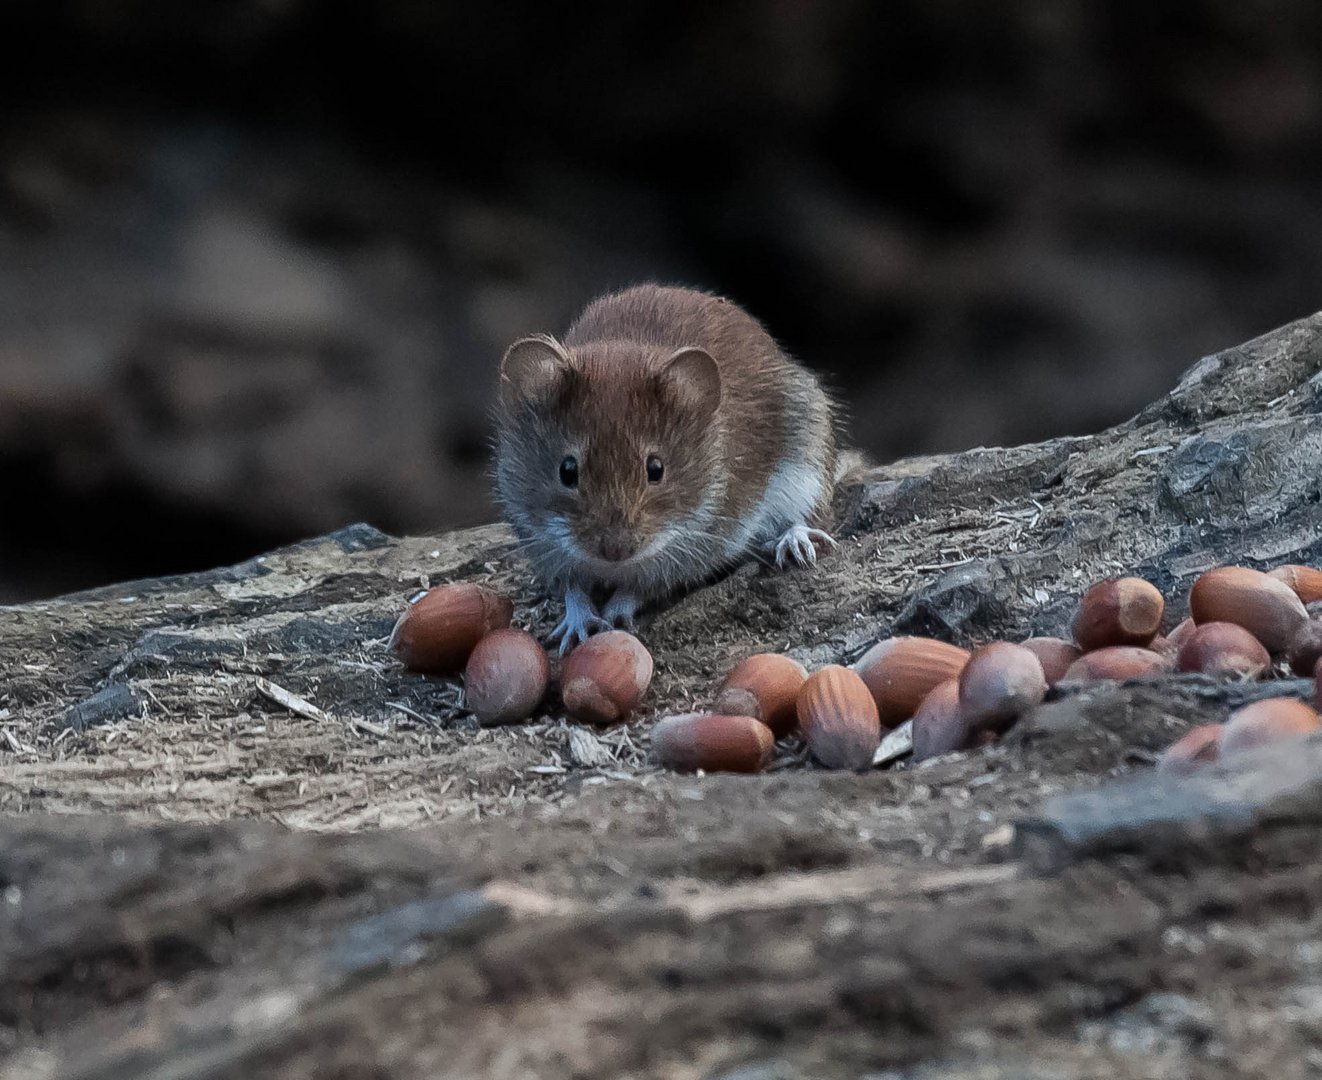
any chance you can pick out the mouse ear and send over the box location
[500,335,573,403]
[658,347,721,420]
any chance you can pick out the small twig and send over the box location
[662,863,1020,922]
[349,716,391,738]
[909,557,975,573]
[872,720,913,767]
[255,677,334,724]
[385,701,435,725]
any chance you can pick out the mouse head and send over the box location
[495,334,723,582]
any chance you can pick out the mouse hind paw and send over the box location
[771,524,837,569]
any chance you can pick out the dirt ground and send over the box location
[1,313,1322,1077]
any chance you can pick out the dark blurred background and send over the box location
[2,1,1321,601]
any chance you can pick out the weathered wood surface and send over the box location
[2,314,1322,1077]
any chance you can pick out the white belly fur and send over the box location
[723,458,825,559]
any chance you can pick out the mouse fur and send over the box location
[494,283,837,651]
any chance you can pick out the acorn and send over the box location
[1267,564,1322,605]
[1189,566,1308,653]
[1157,724,1223,775]
[1019,637,1082,687]
[463,628,551,726]
[958,642,1047,739]
[650,712,775,773]
[910,678,966,762]
[713,654,808,737]
[1286,621,1322,677]
[1176,622,1271,679]
[1063,646,1171,682]
[796,666,881,769]
[560,631,654,725]
[1221,697,1321,754]
[388,583,514,675]
[1072,577,1164,651]
[853,637,970,729]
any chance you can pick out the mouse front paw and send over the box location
[771,524,837,569]
[547,585,612,655]
[601,591,641,632]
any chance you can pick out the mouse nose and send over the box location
[597,533,637,562]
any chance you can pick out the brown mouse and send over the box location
[494,284,837,652]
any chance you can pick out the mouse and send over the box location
[494,283,838,652]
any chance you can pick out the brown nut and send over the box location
[1221,697,1321,754]
[1268,564,1322,605]
[853,637,970,729]
[714,654,808,737]
[1286,621,1322,677]
[651,713,775,773]
[910,678,966,762]
[796,665,881,769]
[388,583,514,675]
[958,642,1047,738]
[1157,724,1223,775]
[1019,637,1082,687]
[1063,645,1171,682]
[561,631,654,725]
[1072,577,1164,651]
[1189,566,1308,653]
[463,628,550,726]
[1176,622,1270,679]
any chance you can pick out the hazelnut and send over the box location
[853,637,970,729]
[910,678,965,762]
[1287,621,1322,677]
[1072,577,1164,651]
[1176,622,1270,679]
[1063,646,1171,682]
[1267,564,1322,605]
[958,642,1047,738]
[1221,697,1321,754]
[1189,566,1307,653]
[560,631,654,725]
[796,665,881,770]
[463,628,550,726]
[650,712,775,773]
[713,653,808,737]
[388,583,514,675]
[1157,724,1223,775]
[1019,637,1082,687]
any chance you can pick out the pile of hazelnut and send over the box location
[389,585,653,727]
[387,563,1322,776]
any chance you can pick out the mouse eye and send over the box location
[559,455,579,488]
[646,454,664,483]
